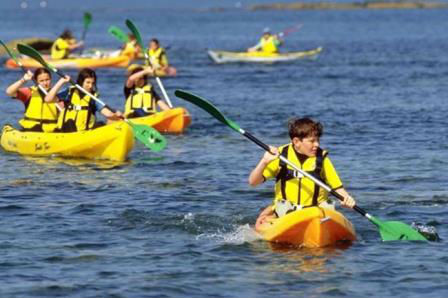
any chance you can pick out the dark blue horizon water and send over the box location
[1,3,448,297]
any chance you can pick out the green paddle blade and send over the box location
[174,89,242,133]
[125,120,166,152]
[125,19,144,50]
[83,12,92,29]
[17,43,55,71]
[369,216,427,241]
[108,26,129,43]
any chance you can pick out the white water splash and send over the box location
[197,224,262,245]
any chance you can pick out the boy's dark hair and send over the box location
[129,66,148,85]
[60,29,73,39]
[288,117,323,140]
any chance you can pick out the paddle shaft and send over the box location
[242,129,368,217]
[278,23,303,38]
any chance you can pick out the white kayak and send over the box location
[208,47,323,64]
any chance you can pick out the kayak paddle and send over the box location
[174,89,428,242]
[79,11,92,55]
[278,23,303,38]
[17,43,167,152]
[108,26,129,44]
[125,19,174,108]
[0,40,62,111]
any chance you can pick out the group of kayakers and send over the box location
[5,26,357,233]
[5,64,170,133]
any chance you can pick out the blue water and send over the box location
[1,2,448,297]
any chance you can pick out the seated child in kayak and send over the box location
[51,29,84,59]
[247,28,282,54]
[123,65,170,118]
[248,117,356,229]
[5,67,61,132]
[45,68,123,132]
[146,38,173,76]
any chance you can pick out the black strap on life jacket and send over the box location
[62,88,95,131]
[275,146,327,207]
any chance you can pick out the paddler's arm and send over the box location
[153,90,170,111]
[126,66,154,88]
[248,146,278,186]
[45,75,70,103]
[6,71,33,97]
[101,106,123,121]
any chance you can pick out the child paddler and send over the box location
[123,65,170,118]
[248,117,356,228]
[5,68,61,132]
[45,68,123,132]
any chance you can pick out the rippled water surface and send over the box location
[0,2,447,297]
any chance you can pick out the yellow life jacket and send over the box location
[18,86,59,132]
[51,38,70,59]
[260,36,278,53]
[147,47,168,69]
[272,144,330,207]
[124,84,157,118]
[57,87,97,132]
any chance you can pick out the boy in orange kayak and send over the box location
[248,117,356,228]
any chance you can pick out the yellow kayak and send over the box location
[5,55,131,69]
[1,121,134,162]
[255,206,356,248]
[208,47,323,64]
[129,107,191,134]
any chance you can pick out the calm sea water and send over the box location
[0,2,447,297]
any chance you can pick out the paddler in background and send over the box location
[248,117,356,229]
[123,65,170,118]
[146,38,171,76]
[50,29,84,59]
[5,68,61,132]
[247,27,282,53]
[45,68,123,132]
[120,33,141,59]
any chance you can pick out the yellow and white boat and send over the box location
[208,47,323,64]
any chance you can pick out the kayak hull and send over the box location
[1,121,134,162]
[5,55,131,69]
[130,107,191,134]
[256,207,356,248]
[208,47,323,64]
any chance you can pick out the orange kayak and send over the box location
[5,55,130,69]
[130,107,191,134]
[256,207,356,248]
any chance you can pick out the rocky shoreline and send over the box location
[250,1,448,10]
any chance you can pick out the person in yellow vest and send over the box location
[123,65,171,118]
[45,68,123,132]
[120,33,141,59]
[248,117,356,229]
[147,38,170,75]
[247,28,282,54]
[5,68,61,132]
[51,29,84,59]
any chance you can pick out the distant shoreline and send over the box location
[250,1,448,10]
